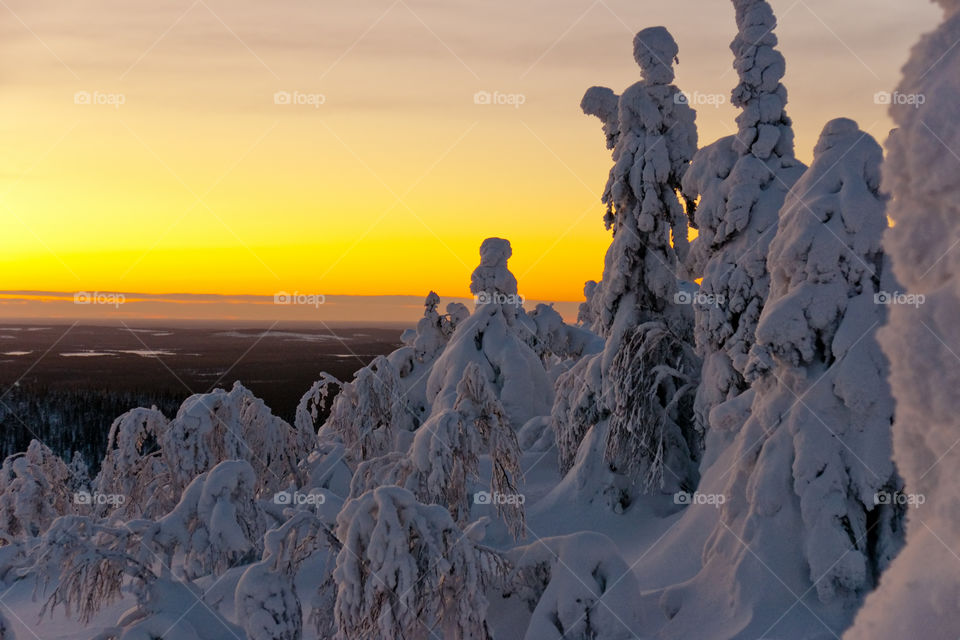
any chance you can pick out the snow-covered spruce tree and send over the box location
[161,382,311,497]
[505,532,644,639]
[146,459,266,580]
[561,27,700,495]
[324,355,415,462]
[582,27,697,337]
[660,119,901,638]
[0,440,73,542]
[351,362,526,539]
[682,0,807,442]
[94,407,170,518]
[846,2,960,638]
[427,238,552,429]
[334,487,496,640]
[389,293,470,426]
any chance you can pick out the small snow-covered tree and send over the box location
[389,293,470,425]
[661,119,901,638]
[846,1,960,637]
[427,238,553,429]
[0,440,73,542]
[324,355,414,461]
[682,0,807,438]
[527,303,603,367]
[351,363,526,539]
[295,373,341,435]
[236,511,335,640]
[564,27,701,495]
[161,382,308,497]
[334,487,494,640]
[148,459,266,579]
[505,532,644,640]
[94,407,170,518]
[34,515,242,638]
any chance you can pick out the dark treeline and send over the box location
[0,384,185,473]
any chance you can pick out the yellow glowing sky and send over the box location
[0,0,942,311]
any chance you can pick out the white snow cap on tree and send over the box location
[471,237,518,302]
[633,25,680,84]
[845,3,960,638]
[730,0,793,159]
[580,86,620,150]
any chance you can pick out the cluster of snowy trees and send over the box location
[1,0,957,638]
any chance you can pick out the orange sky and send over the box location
[0,0,942,314]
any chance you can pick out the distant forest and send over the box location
[0,384,185,472]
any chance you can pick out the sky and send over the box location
[0,0,943,320]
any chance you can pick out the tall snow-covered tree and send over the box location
[585,27,697,336]
[682,0,807,441]
[559,27,700,496]
[846,1,960,637]
[661,119,902,638]
[334,487,495,640]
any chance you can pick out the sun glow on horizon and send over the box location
[2,0,939,318]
